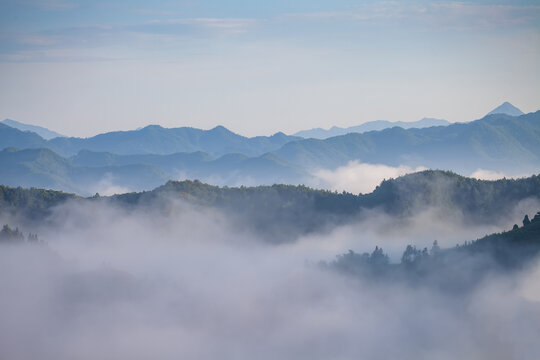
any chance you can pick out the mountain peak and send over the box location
[141,124,164,130]
[209,125,236,135]
[486,102,524,117]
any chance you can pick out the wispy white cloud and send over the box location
[310,161,427,194]
[0,17,257,62]
[283,1,540,30]
[470,168,533,181]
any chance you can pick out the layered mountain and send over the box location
[1,110,539,194]
[0,147,306,195]
[0,123,300,157]
[0,147,169,194]
[294,118,450,139]
[293,102,525,139]
[275,111,540,174]
[1,119,65,140]
[0,123,48,149]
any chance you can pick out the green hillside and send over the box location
[2,170,540,241]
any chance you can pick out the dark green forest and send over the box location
[325,211,540,291]
[0,224,40,245]
[2,170,540,240]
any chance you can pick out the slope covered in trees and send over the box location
[0,185,78,220]
[4,170,540,231]
[115,170,540,224]
[2,170,539,240]
[326,210,540,291]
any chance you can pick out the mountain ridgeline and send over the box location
[0,147,306,195]
[294,101,525,139]
[2,170,539,241]
[0,123,300,157]
[1,110,539,195]
[275,111,540,172]
[294,118,450,139]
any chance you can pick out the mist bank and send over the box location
[1,199,540,359]
[324,213,540,289]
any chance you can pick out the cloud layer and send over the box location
[1,197,540,359]
[311,161,426,194]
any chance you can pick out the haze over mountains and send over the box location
[293,102,525,139]
[294,118,450,139]
[2,0,540,357]
[0,102,538,195]
[275,111,540,172]
[1,101,539,360]
[0,123,300,157]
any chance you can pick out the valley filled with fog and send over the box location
[1,108,539,359]
[2,173,540,359]
[2,0,540,358]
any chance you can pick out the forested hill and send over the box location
[326,211,540,292]
[361,170,540,219]
[113,171,540,239]
[2,171,540,239]
[114,170,540,219]
[0,186,78,219]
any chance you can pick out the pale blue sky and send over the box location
[1,0,539,137]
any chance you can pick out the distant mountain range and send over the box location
[1,119,65,140]
[0,110,538,195]
[0,146,306,195]
[0,123,301,157]
[0,102,537,195]
[293,102,525,139]
[294,118,450,139]
[275,111,540,173]
[0,102,524,155]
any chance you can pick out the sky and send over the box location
[0,0,539,137]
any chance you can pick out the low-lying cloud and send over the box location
[1,196,539,359]
[470,168,533,181]
[90,174,132,196]
[310,161,426,194]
